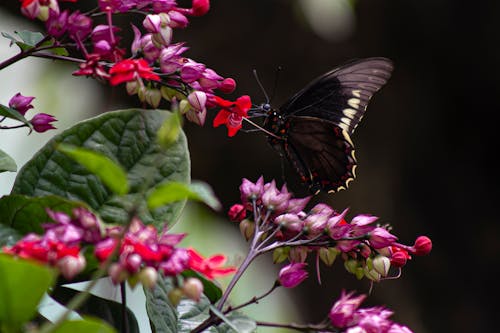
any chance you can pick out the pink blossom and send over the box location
[9,92,35,116]
[278,263,308,288]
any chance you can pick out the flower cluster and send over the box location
[0,92,57,133]
[328,290,413,332]
[16,0,251,136]
[229,176,432,285]
[2,207,235,296]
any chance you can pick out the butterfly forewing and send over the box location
[280,58,393,135]
[284,117,356,193]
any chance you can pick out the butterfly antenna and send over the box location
[253,69,270,103]
[269,65,282,103]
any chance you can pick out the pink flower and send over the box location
[412,235,432,255]
[369,227,398,249]
[186,90,207,125]
[30,113,57,132]
[67,11,93,41]
[9,92,35,116]
[240,176,264,203]
[329,291,366,328]
[109,59,160,86]
[212,95,252,137]
[278,263,308,288]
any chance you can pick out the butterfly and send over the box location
[254,57,394,194]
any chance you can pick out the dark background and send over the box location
[2,1,499,332]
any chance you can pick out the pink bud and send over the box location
[278,263,308,288]
[191,0,210,16]
[369,227,398,249]
[139,267,158,289]
[143,14,162,33]
[219,78,236,93]
[57,255,86,280]
[187,91,207,111]
[228,204,246,222]
[168,10,188,28]
[328,291,366,328]
[152,26,173,47]
[412,236,432,255]
[30,113,57,132]
[390,251,408,267]
[182,277,204,301]
[9,92,35,116]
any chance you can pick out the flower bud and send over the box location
[126,81,139,95]
[328,291,366,328]
[219,78,236,93]
[369,227,398,249]
[191,0,210,16]
[272,247,290,264]
[168,288,184,306]
[168,10,188,28]
[109,263,128,284]
[278,263,308,288]
[372,255,391,276]
[9,92,35,116]
[187,90,207,111]
[239,219,255,241]
[228,204,246,222]
[152,26,173,47]
[179,99,190,114]
[125,253,142,273]
[363,266,381,282]
[31,113,57,132]
[143,14,162,33]
[274,213,303,233]
[344,259,359,274]
[289,246,308,263]
[412,236,432,255]
[182,277,204,302]
[319,247,340,266]
[139,267,158,289]
[57,255,86,280]
[145,88,162,108]
[390,251,408,267]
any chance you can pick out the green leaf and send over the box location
[0,194,88,235]
[0,224,21,247]
[148,181,221,211]
[0,148,17,173]
[52,317,116,333]
[157,110,182,149]
[12,109,190,228]
[0,254,56,331]
[51,287,138,333]
[0,104,33,130]
[144,275,178,333]
[58,144,129,195]
[1,30,45,51]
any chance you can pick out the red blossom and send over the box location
[212,95,251,137]
[109,58,160,86]
[187,248,236,280]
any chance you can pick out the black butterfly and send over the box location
[254,57,394,194]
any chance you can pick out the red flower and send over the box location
[109,58,160,86]
[212,95,251,137]
[187,248,236,280]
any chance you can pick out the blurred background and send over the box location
[1,0,499,332]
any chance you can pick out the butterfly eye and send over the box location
[261,103,271,112]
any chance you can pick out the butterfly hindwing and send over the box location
[280,57,393,135]
[284,116,356,193]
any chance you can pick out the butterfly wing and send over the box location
[280,57,393,135]
[283,116,357,194]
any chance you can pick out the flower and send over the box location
[109,59,160,86]
[182,277,204,301]
[187,248,236,280]
[278,263,308,288]
[369,227,398,249]
[212,95,251,137]
[186,90,207,125]
[30,113,57,132]
[329,291,366,328]
[412,235,432,255]
[9,92,35,116]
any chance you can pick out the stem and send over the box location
[223,282,279,315]
[0,35,52,70]
[256,321,333,332]
[121,282,129,333]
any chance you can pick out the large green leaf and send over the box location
[12,109,190,227]
[0,254,56,332]
[51,287,138,333]
[0,148,17,173]
[52,317,116,333]
[0,194,87,235]
[0,223,21,247]
[144,276,178,333]
[145,275,255,333]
